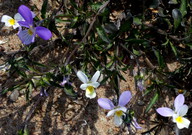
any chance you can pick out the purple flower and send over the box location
[137,79,144,91]
[98,91,132,126]
[17,5,52,45]
[40,87,48,97]
[156,94,190,129]
[60,76,71,86]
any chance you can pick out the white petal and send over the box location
[1,15,13,26]
[177,105,188,116]
[1,15,12,22]
[77,71,89,83]
[80,84,88,90]
[176,117,190,129]
[117,106,127,112]
[90,82,100,88]
[114,115,123,126]
[107,109,116,117]
[85,89,96,99]
[13,23,20,29]
[91,71,100,82]
[172,114,179,123]
[14,13,23,21]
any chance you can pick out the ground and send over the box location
[0,0,191,135]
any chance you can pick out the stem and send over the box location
[175,124,180,135]
[64,0,110,66]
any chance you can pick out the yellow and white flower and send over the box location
[1,13,23,29]
[172,105,190,129]
[156,94,190,129]
[98,91,132,126]
[77,71,100,99]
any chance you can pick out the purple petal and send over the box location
[60,80,67,86]
[18,29,35,45]
[118,91,132,107]
[156,107,174,117]
[18,21,30,28]
[97,98,114,110]
[174,94,184,112]
[36,26,52,40]
[18,5,33,25]
[132,117,142,129]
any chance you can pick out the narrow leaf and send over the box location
[179,0,187,17]
[169,42,178,57]
[41,0,48,19]
[145,92,159,113]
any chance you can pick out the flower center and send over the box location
[176,116,183,123]
[8,19,15,25]
[178,89,184,94]
[28,29,34,35]
[86,86,94,94]
[115,110,123,117]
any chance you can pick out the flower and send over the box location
[137,79,144,91]
[17,5,52,45]
[77,70,100,99]
[40,87,48,97]
[60,76,71,86]
[97,91,132,126]
[156,94,190,129]
[133,68,145,91]
[1,13,23,29]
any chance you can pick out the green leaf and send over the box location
[162,38,169,46]
[153,48,165,68]
[55,19,71,23]
[143,86,154,96]
[70,16,79,28]
[96,25,110,43]
[150,0,160,8]
[145,92,159,113]
[169,42,178,57]
[63,84,78,99]
[26,65,39,73]
[17,69,27,78]
[42,76,50,85]
[32,61,47,67]
[41,0,48,19]
[119,18,132,33]
[172,9,182,30]
[104,23,118,34]
[168,0,178,4]
[26,82,33,100]
[106,60,114,68]
[133,17,142,25]
[179,0,187,17]
[132,48,140,56]
[91,2,102,11]
[17,128,29,135]
[1,85,20,94]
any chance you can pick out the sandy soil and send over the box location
[0,0,192,135]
